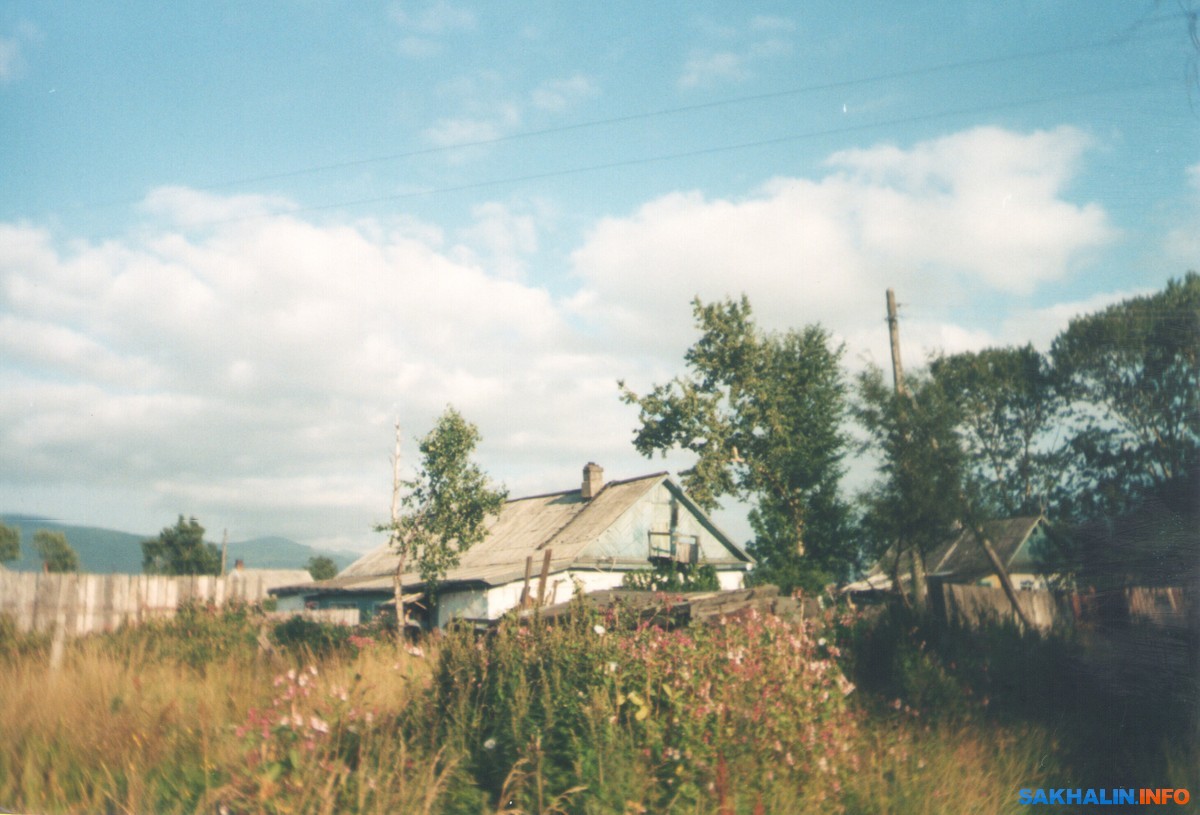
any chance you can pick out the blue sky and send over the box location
[1,2,1196,552]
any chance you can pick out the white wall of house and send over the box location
[433,566,747,626]
[717,570,746,591]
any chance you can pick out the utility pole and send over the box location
[886,288,906,396]
[886,288,1032,629]
[886,289,925,607]
[390,420,407,636]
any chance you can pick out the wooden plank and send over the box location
[536,549,552,607]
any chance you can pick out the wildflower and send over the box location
[483,737,497,750]
[817,637,827,647]
[606,661,618,673]
[593,624,606,636]
[309,716,330,734]
[405,643,425,658]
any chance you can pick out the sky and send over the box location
[1,1,1197,554]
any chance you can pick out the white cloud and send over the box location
[390,1,476,59]
[456,201,540,280]
[0,37,21,83]
[679,51,746,88]
[678,14,795,88]
[531,74,598,112]
[1163,161,1200,265]
[0,126,1129,551]
[569,126,1114,367]
[0,197,594,547]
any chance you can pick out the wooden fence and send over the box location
[939,583,1193,632]
[0,570,315,636]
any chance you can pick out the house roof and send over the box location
[281,471,750,597]
[844,516,1045,593]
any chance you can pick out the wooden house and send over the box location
[272,463,753,628]
[844,516,1052,595]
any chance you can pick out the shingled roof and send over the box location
[845,516,1046,592]
[293,470,750,597]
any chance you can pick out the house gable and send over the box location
[577,478,749,568]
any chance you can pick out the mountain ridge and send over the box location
[0,514,359,575]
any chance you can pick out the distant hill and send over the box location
[0,514,358,575]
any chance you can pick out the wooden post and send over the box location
[886,287,925,607]
[963,514,1034,630]
[220,529,228,577]
[520,555,533,609]
[389,420,407,635]
[886,288,906,397]
[536,549,552,608]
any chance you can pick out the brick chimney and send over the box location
[581,462,604,500]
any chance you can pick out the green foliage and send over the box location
[34,529,79,572]
[305,555,339,581]
[620,296,853,594]
[141,515,221,576]
[431,601,855,812]
[389,407,507,598]
[102,600,261,669]
[1051,272,1199,520]
[621,561,719,592]
[930,344,1065,516]
[0,522,19,563]
[0,613,49,662]
[854,367,966,587]
[270,615,354,658]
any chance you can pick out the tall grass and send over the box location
[2,598,1185,814]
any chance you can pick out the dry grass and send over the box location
[1,610,1165,815]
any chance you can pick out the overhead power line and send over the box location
[197,78,1168,227]
[193,22,1180,194]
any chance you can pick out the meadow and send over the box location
[0,598,1192,814]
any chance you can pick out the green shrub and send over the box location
[270,615,354,658]
[621,561,719,592]
[0,613,49,663]
[99,600,261,669]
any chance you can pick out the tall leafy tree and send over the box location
[0,522,19,564]
[385,407,507,621]
[34,530,79,573]
[930,344,1065,516]
[854,365,966,605]
[1051,272,1199,519]
[620,296,852,593]
[142,516,222,576]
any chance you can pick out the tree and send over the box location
[306,555,338,581]
[382,407,507,627]
[930,344,1065,516]
[0,522,19,564]
[1050,272,1200,520]
[142,516,221,576]
[34,530,79,573]
[854,365,966,606]
[855,364,1033,625]
[620,296,853,593]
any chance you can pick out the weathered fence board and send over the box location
[939,583,1193,632]
[0,570,312,636]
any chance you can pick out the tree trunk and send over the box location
[393,552,406,635]
[390,420,405,637]
[964,516,1034,630]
